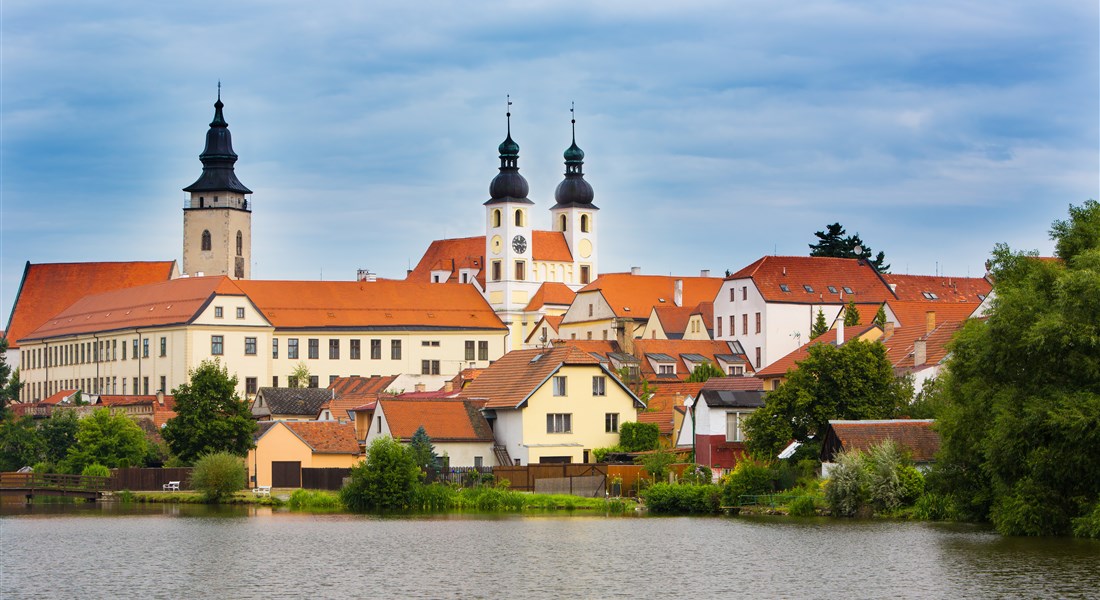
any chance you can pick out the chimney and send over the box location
[889,283,897,293]
[674,279,683,307]
[615,318,636,355]
[884,321,895,340]
[700,269,710,277]
[913,339,927,367]
[837,311,845,345]
[414,383,426,393]
[925,310,936,333]
[443,380,454,393]
[631,266,641,276]
[782,267,787,276]
[156,390,165,406]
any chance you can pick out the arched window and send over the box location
[580,214,590,233]
[236,231,243,256]
[201,230,211,251]
[514,209,524,227]
[559,214,567,231]
[492,209,502,228]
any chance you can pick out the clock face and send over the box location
[512,235,528,254]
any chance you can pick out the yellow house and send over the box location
[248,421,361,488]
[459,346,644,465]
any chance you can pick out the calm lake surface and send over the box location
[2,503,1099,599]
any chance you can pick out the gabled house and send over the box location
[676,379,765,471]
[459,346,644,465]
[323,375,399,423]
[247,421,361,488]
[632,339,754,381]
[819,419,940,476]
[364,398,496,467]
[251,387,334,421]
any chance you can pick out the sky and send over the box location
[2,1,1097,327]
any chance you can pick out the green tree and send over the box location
[931,200,1100,536]
[340,436,421,510]
[162,359,256,464]
[843,300,861,326]
[744,339,911,459]
[686,361,725,383]
[810,308,829,339]
[40,409,79,464]
[619,421,660,452]
[808,222,890,272]
[62,408,147,472]
[873,305,887,329]
[638,447,677,482]
[0,338,20,414]
[409,426,437,471]
[289,362,311,388]
[191,451,248,502]
[0,414,44,470]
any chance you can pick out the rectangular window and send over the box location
[350,339,361,360]
[580,265,591,285]
[288,338,299,359]
[717,317,723,337]
[726,412,745,442]
[132,339,138,358]
[729,365,745,376]
[214,306,223,318]
[730,288,735,302]
[245,337,257,356]
[605,413,619,433]
[755,347,761,369]
[474,456,483,468]
[122,342,127,361]
[421,340,440,347]
[159,337,167,357]
[211,335,224,356]
[420,360,440,375]
[755,312,761,334]
[742,286,748,301]
[308,339,319,359]
[478,341,489,361]
[658,364,675,375]
[553,376,567,396]
[272,376,279,387]
[329,339,340,360]
[272,339,279,359]
[514,261,526,281]
[592,376,606,396]
[246,377,258,395]
[236,307,245,319]
[309,376,319,388]
[143,338,149,358]
[370,339,381,360]
[742,314,749,336]
[465,341,475,361]
[546,413,572,434]
[491,260,502,282]
[160,376,166,393]
[133,377,139,394]
[391,340,401,360]
[143,377,149,395]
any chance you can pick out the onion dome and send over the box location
[183,86,252,195]
[553,107,595,208]
[487,97,532,205]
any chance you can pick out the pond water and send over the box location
[2,503,1099,599]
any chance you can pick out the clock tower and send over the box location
[182,88,252,279]
[550,106,598,287]
[485,99,538,345]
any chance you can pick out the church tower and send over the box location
[550,105,598,287]
[182,88,253,279]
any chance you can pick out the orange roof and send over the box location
[22,276,242,341]
[640,382,705,435]
[883,274,991,303]
[327,375,400,421]
[280,421,360,454]
[650,305,696,338]
[632,339,754,381]
[525,282,576,312]
[5,261,175,347]
[887,300,979,332]
[824,420,940,462]
[41,389,79,405]
[695,302,714,331]
[378,399,493,442]
[755,326,879,378]
[701,377,764,391]
[459,346,607,410]
[531,231,573,262]
[578,273,722,318]
[526,315,565,344]
[727,256,894,304]
[886,320,966,371]
[233,279,506,331]
[406,236,487,287]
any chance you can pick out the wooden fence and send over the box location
[112,467,194,491]
[493,464,609,492]
[301,468,351,491]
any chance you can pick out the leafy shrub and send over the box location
[825,450,867,517]
[288,489,342,511]
[865,440,906,511]
[1071,502,1100,539]
[340,436,421,511]
[81,463,111,478]
[912,492,957,521]
[641,483,721,514]
[619,422,660,452]
[722,459,774,506]
[898,466,925,505]
[788,495,818,517]
[637,448,677,482]
[592,445,623,463]
[680,464,713,486]
[32,461,53,474]
[190,451,247,503]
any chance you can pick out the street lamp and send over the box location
[684,396,696,465]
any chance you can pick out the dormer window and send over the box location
[779,284,790,293]
[842,286,854,294]
[803,285,814,293]
[828,286,838,294]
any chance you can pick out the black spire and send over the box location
[487,95,532,205]
[553,103,595,208]
[183,86,252,195]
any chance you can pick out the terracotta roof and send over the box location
[41,389,79,405]
[651,305,696,338]
[695,302,714,335]
[378,399,493,442]
[526,315,565,344]
[823,419,940,462]
[883,274,991,303]
[727,256,894,305]
[233,279,506,331]
[701,377,764,391]
[6,261,176,345]
[886,300,979,332]
[640,382,705,435]
[97,395,178,427]
[577,273,722,318]
[632,339,755,381]
[525,282,577,312]
[886,320,966,372]
[281,421,361,454]
[21,276,242,341]
[326,376,400,422]
[459,346,604,410]
[406,236,487,287]
[552,339,619,356]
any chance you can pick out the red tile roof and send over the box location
[524,282,576,312]
[233,279,506,330]
[577,273,723,319]
[532,231,574,262]
[41,389,79,405]
[701,377,764,391]
[727,256,894,305]
[755,326,879,378]
[887,300,979,332]
[327,376,400,421]
[650,305,696,338]
[883,274,991,303]
[22,276,242,341]
[281,421,361,454]
[824,420,940,462]
[886,320,966,371]
[5,261,175,346]
[459,346,604,410]
[406,236,487,287]
[632,339,755,381]
[526,315,565,344]
[378,399,493,442]
[640,382,705,435]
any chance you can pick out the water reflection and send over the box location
[2,504,1098,600]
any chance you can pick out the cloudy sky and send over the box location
[2,1,1097,326]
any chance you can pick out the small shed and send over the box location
[819,419,940,477]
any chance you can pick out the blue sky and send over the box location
[2,1,1097,327]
